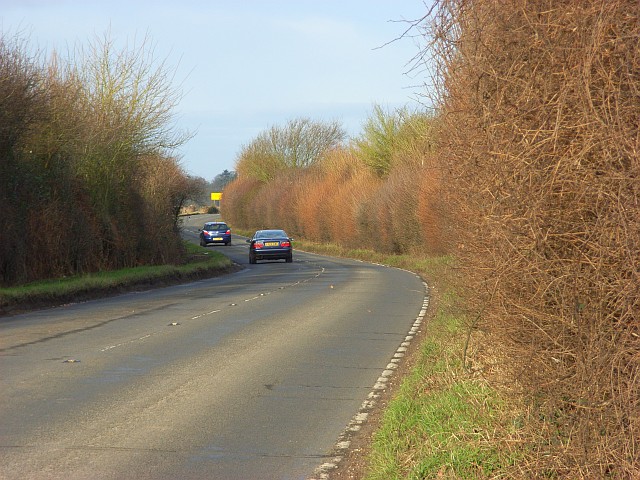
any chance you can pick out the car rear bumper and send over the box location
[253,249,291,260]
[202,235,231,244]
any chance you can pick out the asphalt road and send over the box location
[0,215,427,480]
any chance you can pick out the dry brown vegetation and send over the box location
[224,106,442,256]
[426,0,639,476]
[224,145,442,256]
[224,0,638,476]
[0,33,198,286]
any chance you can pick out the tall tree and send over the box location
[236,117,345,181]
[355,105,436,177]
[211,169,237,191]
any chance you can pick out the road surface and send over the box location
[0,215,427,479]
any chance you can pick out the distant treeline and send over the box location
[224,109,442,256]
[0,33,199,286]
[223,0,639,477]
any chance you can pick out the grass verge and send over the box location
[364,293,518,479]
[0,242,236,316]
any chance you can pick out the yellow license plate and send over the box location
[265,241,279,247]
[213,237,223,241]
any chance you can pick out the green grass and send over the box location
[365,309,513,479]
[0,242,234,313]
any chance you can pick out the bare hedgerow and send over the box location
[0,34,44,284]
[327,176,378,249]
[137,154,193,264]
[0,35,101,284]
[416,160,445,255]
[1,31,200,285]
[420,0,639,477]
[293,168,331,242]
[219,176,263,230]
[312,148,380,248]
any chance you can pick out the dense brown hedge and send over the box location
[0,34,194,286]
[427,0,639,476]
[223,145,443,256]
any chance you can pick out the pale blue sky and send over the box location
[1,1,429,180]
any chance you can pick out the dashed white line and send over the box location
[100,334,152,352]
[191,309,221,320]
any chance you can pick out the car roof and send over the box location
[255,229,287,237]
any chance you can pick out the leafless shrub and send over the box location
[0,31,192,285]
[235,118,345,181]
[244,169,303,233]
[424,0,639,476]
[220,176,263,229]
[295,148,380,246]
[417,160,445,254]
[224,131,441,257]
[293,168,330,241]
[377,166,423,254]
[327,174,378,249]
[0,33,46,284]
[137,154,193,264]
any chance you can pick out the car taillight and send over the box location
[225,230,230,234]
[254,241,264,249]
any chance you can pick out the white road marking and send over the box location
[309,279,431,480]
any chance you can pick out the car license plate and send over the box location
[265,241,279,247]
[213,237,223,241]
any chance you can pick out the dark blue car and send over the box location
[199,222,231,246]
[247,229,293,264]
